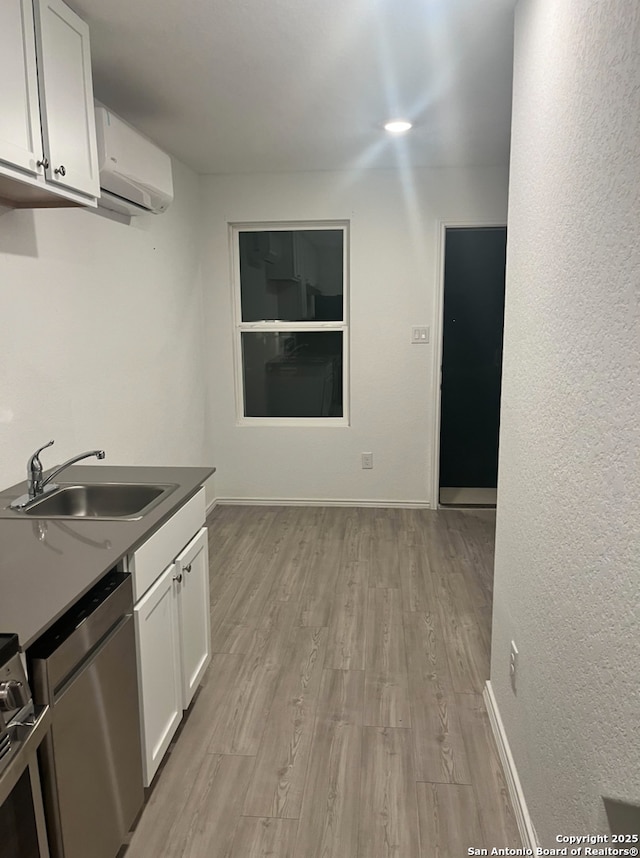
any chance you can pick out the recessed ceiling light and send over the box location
[384,119,413,134]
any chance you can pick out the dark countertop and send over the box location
[0,465,215,650]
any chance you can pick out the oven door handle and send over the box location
[0,704,50,806]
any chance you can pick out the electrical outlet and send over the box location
[411,326,430,344]
[510,640,519,693]
[361,452,373,469]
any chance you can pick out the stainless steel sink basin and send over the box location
[20,483,177,520]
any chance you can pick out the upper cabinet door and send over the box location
[34,0,99,197]
[0,0,43,175]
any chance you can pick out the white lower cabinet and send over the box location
[175,528,211,710]
[134,563,182,787]
[131,488,210,786]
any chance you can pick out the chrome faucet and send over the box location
[10,440,106,510]
[26,439,55,500]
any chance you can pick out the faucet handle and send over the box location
[29,440,54,473]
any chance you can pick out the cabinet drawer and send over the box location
[129,488,205,601]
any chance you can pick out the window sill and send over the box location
[237,417,349,428]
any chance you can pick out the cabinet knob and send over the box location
[54,165,66,176]
[173,572,183,584]
[37,157,49,170]
[184,563,192,574]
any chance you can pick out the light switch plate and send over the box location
[411,326,429,344]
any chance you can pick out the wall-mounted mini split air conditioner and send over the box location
[94,105,174,217]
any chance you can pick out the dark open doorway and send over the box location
[438,226,507,506]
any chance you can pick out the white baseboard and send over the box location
[484,682,538,850]
[211,497,432,509]
[205,497,218,516]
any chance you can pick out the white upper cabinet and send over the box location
[33,0,99,198]
[0,0,42,176]
[0,0,99,207]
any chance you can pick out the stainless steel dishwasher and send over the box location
[29,571,143,858]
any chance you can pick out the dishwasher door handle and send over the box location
[30,572,134,701]
[49,614,131,704]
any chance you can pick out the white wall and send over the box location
[0,159,211,489]
[491,0,640,843]
[202,167,509,504]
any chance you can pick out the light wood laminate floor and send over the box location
[123,506,520,858]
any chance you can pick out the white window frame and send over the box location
[231,221,350,426]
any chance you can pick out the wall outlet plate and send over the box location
[361,452,373,469]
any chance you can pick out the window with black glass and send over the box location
[235,226,347,420]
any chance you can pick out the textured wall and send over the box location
[0,160,211,488]
[200,166,509,504]
[491,0,640,843]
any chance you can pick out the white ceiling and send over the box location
[71,0,515,175]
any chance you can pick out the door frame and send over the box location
[430,219,507,508]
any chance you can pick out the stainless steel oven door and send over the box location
[0,705,51,858]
